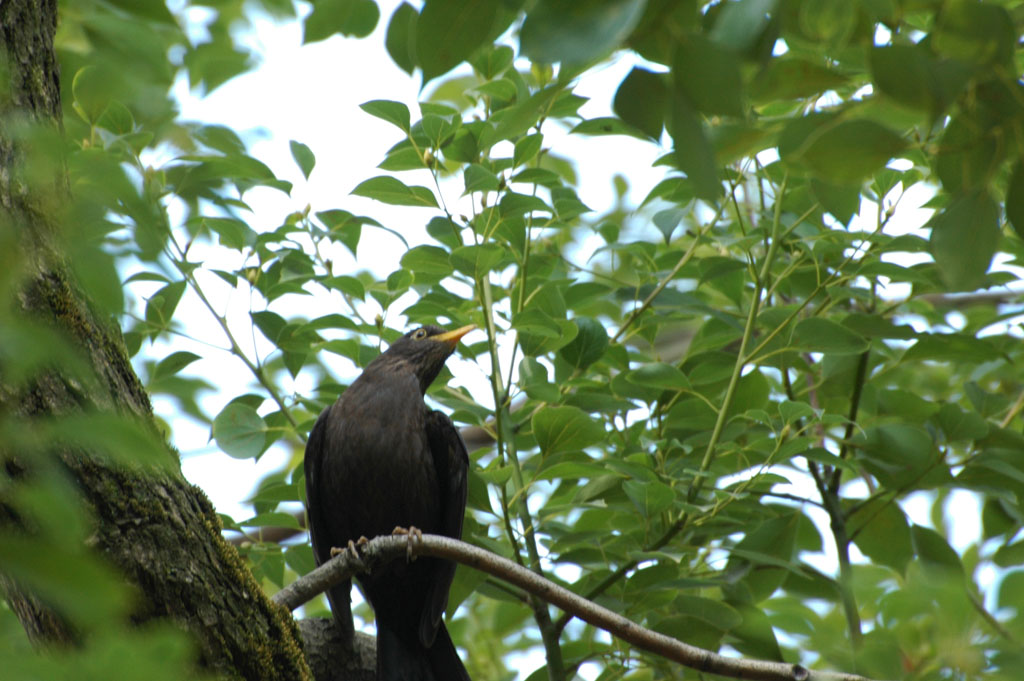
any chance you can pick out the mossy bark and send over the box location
[0,2,317,679]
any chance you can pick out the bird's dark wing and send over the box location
[304,406,333,565]
[304,404,354,639]
[420,409,469,644]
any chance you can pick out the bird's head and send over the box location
[379,323,476,393]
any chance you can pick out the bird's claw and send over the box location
[392,526,423,561]
[330,537,370,572]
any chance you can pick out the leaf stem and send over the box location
[689,173,788,502]
[167,237,301,437]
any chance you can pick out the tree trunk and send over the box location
[0,2,355,679]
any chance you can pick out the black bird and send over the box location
[304,324,475,681]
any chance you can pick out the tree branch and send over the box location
[274,534,879,681]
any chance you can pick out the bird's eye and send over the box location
[412,328,428,340]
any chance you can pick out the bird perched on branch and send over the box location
[304,324,475,681]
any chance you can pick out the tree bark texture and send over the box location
[0,2,319,679]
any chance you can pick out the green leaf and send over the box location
[877,389,940,422]
[469,44,515,80]
[520,0,645,64]
[854,424,939,490]
[778,400,815,424]
[810,179,860,225]
[499,192,552,217]
[570,117,647,138]
[928,191,999,291]
[385,2,418,74]
[212,402,268,459]
[751,58,848,103]
[0,533,130,630]
[711,123,772,167]
[674,595,743,631]
[304,0,379,43]
[474,81,518,108]
[183,42,252,93]
[910,524,964,578]
[552,187,591,221]
[869,45,954,113]
[797,0,855,44]
[359,99,411,133]
[144,281,186,333]
[531,405,605,456]
[401,245,454,278]
[932,0,1014,68]
[709,0,774,52]
[197,216,255,250]
[417,0,504,82]
[317,209,382,256]
[728,603,784,661]
[72,66,113,123]
[903,333,998,364]
[994,540,1024,568]
[284,544,316,575]
[673,34,743,117]
[626,363,690,391]
[378,144,426,171]
[124,271,170,285]
[45,413,175,469]
[463,163,500,194]
[490,85,564,145]
[386,268,412,293]
[802,447,857,472]
[195,124,246,156]
[420,112,459,148]
[449,243,504,277]
[1006,161,1024,240]
[848,499,912,573]
[668,92,720,200]
[511,168,560,189]
[935,115,1000,194]
[622,478,674,517]
[652,208,686,243]
[934,403,988,442]
[558,317,608,370]
[305,313,358,332]
[513,309,579,356]
[289,140,315,180]
[779,113,907,184]
[997,571,1024,613]
[726,513,799,604]
[351,175,438,207]
[426,216,462,249]
[151,351,201,381]
[518,357,561,403]
[251,310,287,344]
[513,134,543,168]
[613,67,667,140]
[792,318,869,355]
[966,381,1013,418]
[97,100,135,135]
[729,369,770,416]
[238,512,303,529]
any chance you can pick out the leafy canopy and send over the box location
[4,1,1024,680]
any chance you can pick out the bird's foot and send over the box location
[391,526,423,561]
[330,537,370,572]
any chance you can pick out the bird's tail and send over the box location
[376,619,470,681]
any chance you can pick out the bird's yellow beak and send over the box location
[433,324,476,347]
